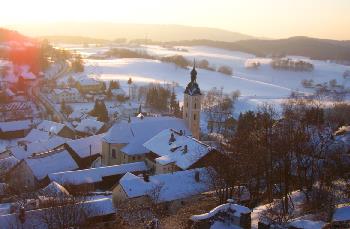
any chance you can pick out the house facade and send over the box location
[51,88,82,103]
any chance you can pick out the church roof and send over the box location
[184,62,201,96]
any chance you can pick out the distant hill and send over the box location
[38,35,110,44]
[167,37,350,61]
[7,22,254,42]
[0,28,33,43]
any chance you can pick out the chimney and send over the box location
[195,171,200,182]
[183,145,188,153]
[169,133,176,143]
[143,173,150,182]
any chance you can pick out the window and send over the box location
[194,103,196,109]
[132,156,136,161]
[186,113,188,118]
[186,102,188,107]
[194,114,196,120]
[112,149,116,159]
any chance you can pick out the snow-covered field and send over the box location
[57,44,350,115]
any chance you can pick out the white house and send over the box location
[102,116,190,166]
[51,88,82,103]
[143,128,218,174]
[112,168,211,206]
[75,118,106,137]
[36,120,75,139]
[7,148,79,190]
[49,161,148,190]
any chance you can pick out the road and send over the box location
[31,61,71,123]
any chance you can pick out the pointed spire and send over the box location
[190,58,197,83]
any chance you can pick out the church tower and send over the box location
[183,61,201,139]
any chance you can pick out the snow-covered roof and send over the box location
[111,88,125,96]
[77,77,101,86]
[19,128,70,145]
[49,161,148,185]
[37,120,68,134]
[0,119,32,132]
[5,88,15,97]
[25,148,79,180]
[190,202,251,221]
[288,219,326,229]
[40,181,70,197]
[69,110,88,120]
[0,156,19,175]
[103,117,189,155]
[143,129,212,170]
[333,205,350,222]
[20,129,52,143]
[75,118,105,134]
[119,168,210,202]
[53,88,80,95]
[65,133,104,158]
[21,71,36,80]
[0,198,115,228]
[11,136,69,160]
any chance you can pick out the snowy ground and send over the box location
[56,44,350,116]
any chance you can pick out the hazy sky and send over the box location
[1,0,350,39]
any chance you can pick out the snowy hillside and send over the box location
[58,44,350,115]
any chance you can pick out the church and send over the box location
[101,63,218,174]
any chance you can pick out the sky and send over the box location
[1,0,350,40]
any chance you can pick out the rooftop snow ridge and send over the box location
[28,146,65,159]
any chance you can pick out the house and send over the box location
[112,168,211,210]
[0,156,19,178]
[0,119,33,139]
[9,135,69,160]
[111,88,126,97]
[288,219,326,229]
[51,88,82,103]
[102,116,189,166]
[0,101,34,121]
[21,71,36,81]
[331,205,350,228]
[0,198,116,228]
[36,120,75,139]
[76,77,104,94]
[75,118,106,137]
[49,161,148,191]
[7,147,79,190]
[62,133,105,168]
[143,129,220,174]
[39,181,70,197]
[189,199,252,229]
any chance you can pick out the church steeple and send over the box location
[190,59,197,83]
[183,59,202,139]
[184,59,201,96]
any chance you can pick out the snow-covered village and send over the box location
[0,1,350,229]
